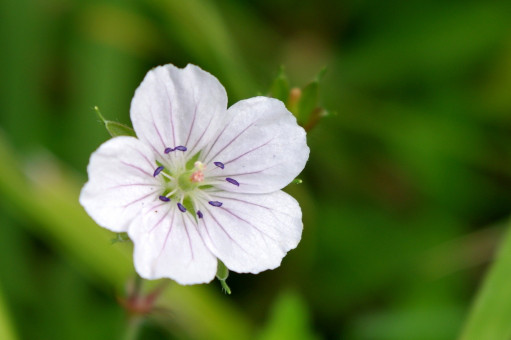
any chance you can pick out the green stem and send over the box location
[0,282,18,340]
[124,315,143,340]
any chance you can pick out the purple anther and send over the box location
[159,195,170,202]
[208,201,223,207]
[153,166,165,177]
[197,210,203,219]
[177,202,187,212]
[164,147,174,154]
[175,145,187,152]
[226,178,239,186]
[214,162,225,169]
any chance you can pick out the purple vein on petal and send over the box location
[126,146,154,169]
[153,121,166,149]
[200,122,231,162]
[206,195,294,218]
[189,212,211,260]
[159,78,176,146]
[107,183,156,190]
[159,208,176,259]
[210,165,277,178]
[202,206,249,255]
[221,207,278,243]
[188,114,215,155]
[196,206,213,239]
[181,213,195,261]
[120,161,152,177]
[146,106,167,156]
[185,102,198,146]
[205,122,255,164]
[224,138,274,165]
[122,191,155,208]
[149,204,172,233]
[147,142,165,160]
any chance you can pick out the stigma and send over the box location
[190,161,205,183]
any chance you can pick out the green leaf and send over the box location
[94,106,135,137]
[459,219,511,340]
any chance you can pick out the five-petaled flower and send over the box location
[80,64,309,285]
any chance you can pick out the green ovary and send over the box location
[177,171,199,192]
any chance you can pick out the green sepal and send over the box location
[111,232,130,244]
[296,68,326,125]
[297,82,318,123]
[268,66,290,103]
[291,178,303,185]
[185,152,201,170]
[182,196,197,219]
[216,260,231,295]
[94,106,136,137]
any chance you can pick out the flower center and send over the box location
[152,145,240,219]
[178,171,200,192]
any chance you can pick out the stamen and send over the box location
[208,201,223,207]
[226,178,239,186]
[164,147,174,154]
[159,195,170,202]
[214,161,224,169]
[177,202,187,212]
[175,145,187,152]
[153,166,165,177]
[194,161,205,170]
[197,210,203,219]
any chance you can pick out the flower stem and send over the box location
[124,315,143,340]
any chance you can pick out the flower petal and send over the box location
[130,64,228,160]
[196,190,303,274]
[129,205,217,284]
[79,136,160,232]
[202,97,309,193]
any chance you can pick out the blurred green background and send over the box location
[1,0,511,339]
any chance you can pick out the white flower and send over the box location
[79,64,309,285]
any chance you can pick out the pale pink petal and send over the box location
[129,204,217,284]
[201,97,308,194]
[196,190,302,274]
[130,64,228,159]
[79,137,160,232]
